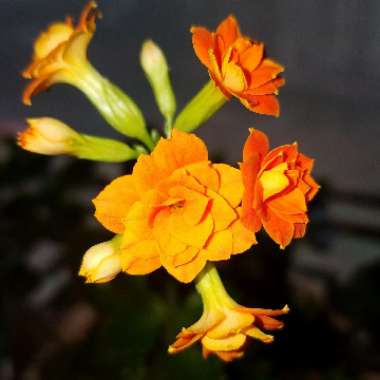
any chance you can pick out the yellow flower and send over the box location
[79,237,122,283]
[22,1,99,105]
[169,264,289,361]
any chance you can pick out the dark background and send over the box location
[1,1,380,379]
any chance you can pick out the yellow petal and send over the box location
[202,333,246,352]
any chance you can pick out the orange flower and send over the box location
[22,1,99,105]
[169,265,289,361]
[191,16,285,117]
[93,130,255,283]
[241,129,320,249]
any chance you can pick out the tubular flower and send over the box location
[191,15,285,117]
[22,1,99,105]
[93,130,256,283]
[241,129,320,249]
[169,264,289,361]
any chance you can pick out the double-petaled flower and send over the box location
[191,16,285,117]
[169,265,288,361]
[93,130,256,283]
[241,129,320,248]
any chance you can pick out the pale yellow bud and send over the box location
[79,239,122,284]
[18,118,79,155]
[140,40,176,128]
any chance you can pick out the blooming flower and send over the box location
[169,264,288,361]
[22,1,153,148]
[22,1,99,105]
[241,129,320,249]
[191,15,285,117]
[93,130,256,283]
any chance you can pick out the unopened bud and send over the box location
[79,237,122,284]
[140,40,176,127]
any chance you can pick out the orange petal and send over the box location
[242,128,270,162]
[294,223,307,239]
[230,211,257,254]
[213,163,243,208]
[245,77,285,95]
[202,333,246,352]
[215,350,245,362]
[249,58,284,88]
[207,309,253,339]
[207,189,237,231]
[240,158,262,232]
[268,188,307,215]
[216,15,241,49]
[121,240,161,275]
[262,209,294,249]
[182,191,211,226]
[169,212,214,248]
[205,229,233,261]
[239,42,264,72]
[242,94,280,117]
[162,249,207,283]
[191,26,213,68]
[93,175,139,234]
[153,209,187,254]
[186,161,220,192]
[122,201,153,245]
[133,130,208,191]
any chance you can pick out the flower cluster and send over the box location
[18,2,319,362]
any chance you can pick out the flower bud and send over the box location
[140,40,176,131]
[18,118,79,155]
[79,237,122,284]
[18,117,138,162]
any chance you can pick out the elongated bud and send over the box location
[17,117,138,162]
[140,40,176,131]
[18,118,79,155]
[173,80,227,133]
[74,65,154,149]
[79,236,122,283]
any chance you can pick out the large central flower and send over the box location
[93,130,255,283]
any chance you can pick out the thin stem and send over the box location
[195,263,236,310]
[173,80,227,133]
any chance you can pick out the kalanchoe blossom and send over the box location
[241,129,320,249]
[93,130,256,283]
[22,1,153,148]
[191,15,285,117]
[169,264,289,361]
[22,1,99,105]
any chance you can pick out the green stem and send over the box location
[195,263,236,310]
[173,80,227,133]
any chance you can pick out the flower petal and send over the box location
[216,15,241,49]
[93,175,139,233]
[191,26,213,68]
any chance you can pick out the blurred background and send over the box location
[1,0,380,379]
